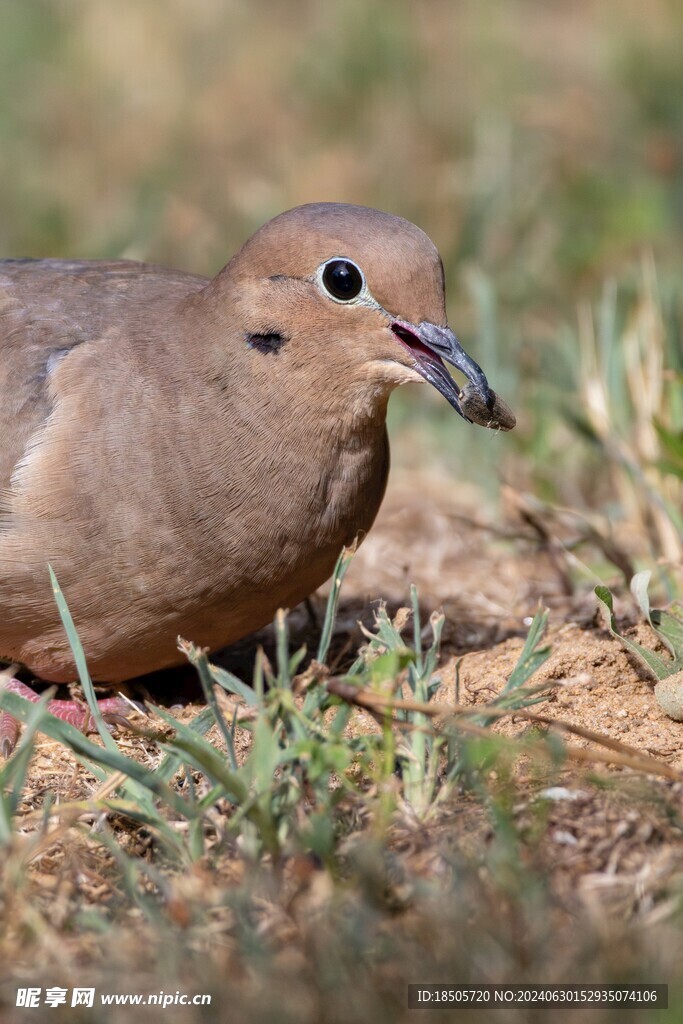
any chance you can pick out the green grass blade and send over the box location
[48,565,119,753]
[274,609,291,689]
[155,705,217,783]
[411,584,423,675]
[651,608,683,666]
[595,584,672,679]
[182,642,238,770]
[209,663,259,706]
[502,608,550,693]
[317,545,355,663]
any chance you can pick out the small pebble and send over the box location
[654,671,683,721]
[460,385,516,432]
[538,787,587,802]
[552,830,579,846]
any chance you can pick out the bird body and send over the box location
[0,203,511,686]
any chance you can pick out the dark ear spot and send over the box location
[246,331,288,355]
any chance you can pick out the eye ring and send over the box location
[320,258,365,302]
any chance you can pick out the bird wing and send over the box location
[0,258,208,502]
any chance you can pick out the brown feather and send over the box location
[0,203,487,682]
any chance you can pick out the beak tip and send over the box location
[403,320,512,427]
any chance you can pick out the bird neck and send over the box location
[233,356,392,454]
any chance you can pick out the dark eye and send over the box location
[321,259,364,301]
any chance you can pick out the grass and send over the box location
[2,553,683,1021]
[0,554,553,864]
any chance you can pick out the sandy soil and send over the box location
[14,466,683,818]
[345,470,683,762]
[8,468,683,955]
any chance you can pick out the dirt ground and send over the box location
[338,470,683,946]
[17,466,683,843]
[8,466,683,1020]
[343,470,682,761]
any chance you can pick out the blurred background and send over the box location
[1,0,681,572]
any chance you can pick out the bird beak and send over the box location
[391,320,492,421]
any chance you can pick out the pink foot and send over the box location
[0,677,130,757]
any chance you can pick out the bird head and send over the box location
[205,202,498,424]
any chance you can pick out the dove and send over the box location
[0,202,513,752]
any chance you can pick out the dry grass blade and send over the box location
[326,679,682,781]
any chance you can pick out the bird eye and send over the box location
[321,259,364,302]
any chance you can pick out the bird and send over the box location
[0,202,514,753]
